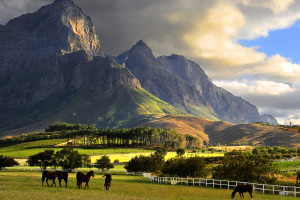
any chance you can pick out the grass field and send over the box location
[276,160,300,170]
[0,172,298,200]
[0,148,155,159]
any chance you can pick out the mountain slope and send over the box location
[116,40,219,121]
[116,41,278,124]
[139,116,299,148]
[0,0,186,136]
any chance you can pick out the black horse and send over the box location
[42,171,58,187]
[57,171,68,187]
[232,184,253,199]
[102,174,112,190]
[76,171,94,189]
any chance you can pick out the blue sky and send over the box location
[240,19,300,63]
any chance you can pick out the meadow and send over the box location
[0,172,298,200]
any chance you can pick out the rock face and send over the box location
[118,40,219,120]
[0,0,101,66]
[116,41,278,124]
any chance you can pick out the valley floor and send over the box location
[0,172,298,200]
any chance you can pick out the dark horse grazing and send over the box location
[102,174,112,190]
[57,171,69,187]
[42,171,59,187]
[76,171,94,189]
[232,184,253,200]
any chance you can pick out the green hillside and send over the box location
[0,86,188,136]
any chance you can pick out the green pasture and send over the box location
[276,160,300,170]
[0,172,298,200]
[0,147,154,159]
[0,139,67,149]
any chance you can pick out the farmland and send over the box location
[0,172,298,200]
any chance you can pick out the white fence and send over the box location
[127,172,300,197]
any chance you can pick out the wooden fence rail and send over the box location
[126,172,300,197]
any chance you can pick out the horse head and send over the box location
[89,171,94,177]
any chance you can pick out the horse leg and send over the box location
[59,179,62,187]
[46,178,49,187]
[241,192,244,200]
[65,179,67,188]
[53,179,56,187]
[42,178,44,186]
[249,191,253,200]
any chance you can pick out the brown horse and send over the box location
[57,171,69,187]
[232,184,253,199]
[76,171,94,189]
[102,174,112,190]
[42,171,59,187]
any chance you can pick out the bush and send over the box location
[162,156,208,177]
[0,155,19,169]
[212,156,277,184]
[125,154,164,173]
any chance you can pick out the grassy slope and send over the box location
[0,172,297,200]
[139,116,300,148]
[0,86,188,136]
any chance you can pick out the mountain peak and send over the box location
[2,0,101,62]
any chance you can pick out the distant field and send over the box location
[0,139,67,149]
[0,148,155,159]
[0,172,297,200]
[276,160,300,170]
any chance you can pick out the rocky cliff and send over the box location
[117,41,278,124]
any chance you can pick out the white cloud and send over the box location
[214,80,294,96]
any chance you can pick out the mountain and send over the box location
[116,40,219,121]
[0,0,279,141]
[139,116,299,148]
[116,41,278,124]
[0,0,185,136]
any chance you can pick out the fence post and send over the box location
[295,186,297,197]
[262,184,265,194]
[193,178,194,186]
[213,179,215,188]
[205,179,207,187]
[272,185,274,194]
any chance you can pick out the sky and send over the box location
[0,0,300,125]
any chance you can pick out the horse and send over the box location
[57,171,69,187]
[231,184,253,200]
[76,171,94,189]
[42,171,59,187]
[102,174,112,190]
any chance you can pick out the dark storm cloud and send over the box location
[71,0,214,56]
[0,0,53,25]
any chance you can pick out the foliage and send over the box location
[55,147,83,170]
[45,122,97,132]
[81,154,91,168]
[0,155,19,169]
[125,154,164,172]
[212,156,278,184]
[176,148,186,157]
[162,156,208,178]
[155,148,167,157]
[27,149,55,170]
[185,134,200,149]
[95,155,114,172]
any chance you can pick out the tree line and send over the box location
[125,149,278,184]
[1,123,197,149]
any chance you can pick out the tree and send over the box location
[27,150,55,170]
[55,147,83,170]
[176,148,186,157]
[0,155,19,169]
[125,154,164,173]
[162,156,208,177]
[95,155,114,173]
[81,154,91,168]
[212,156,277,184]
[155,148,167,157]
